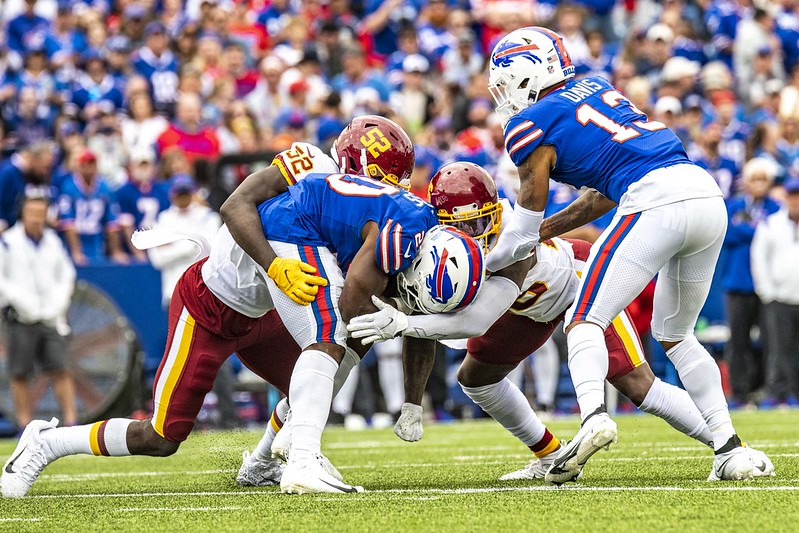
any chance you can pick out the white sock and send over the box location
[331,368,359,415]
[375,340,404,413]
[42,419,132,458]
[461,379,549,450]
[533,338,559,407]
[638,377,713,448]
[665,335,734,450]
[252,398,289,462]
[567,323,609,421]
[289,349,338,457]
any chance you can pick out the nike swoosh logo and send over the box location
[403,242,413,259]
[756,461,767,472]
[320,479,359,493]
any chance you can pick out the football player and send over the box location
[0,118,442,497]
[481,27,769,482]
[349,162,771,481]
[218,116,485,494]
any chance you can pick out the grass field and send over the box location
[1,410,798,532]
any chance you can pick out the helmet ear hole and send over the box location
[519,78,530,89]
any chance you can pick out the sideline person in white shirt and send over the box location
[147,175,222,305]
[751,178,799,403]
[0,194,77,428]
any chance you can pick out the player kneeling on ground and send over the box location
[348,162,774,482]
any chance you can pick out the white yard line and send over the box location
[0,518,44,522]
[23,484,799,500]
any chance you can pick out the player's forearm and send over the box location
[404,276,520,340]
[63,228,83,257]
[539,189,616,241]
[220,167,288,270]
[402,337,436,405]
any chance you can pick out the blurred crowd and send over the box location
[0,0,798,421]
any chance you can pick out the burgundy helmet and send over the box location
[429,162,503,252]
[332,115,415,189]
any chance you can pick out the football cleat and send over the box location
[236,451,285,487]
[500,446,562,480]
[746,446,775,478]
[708,435,754,481]
[1,418,59,498]
[545,406,617,485]
[280,453,364,494]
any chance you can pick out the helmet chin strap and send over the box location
[359,148,369,175]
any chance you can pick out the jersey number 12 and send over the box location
[575,90,666,143]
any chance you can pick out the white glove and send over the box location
[485,205,544,272]
[347,295,409,345]
[394,403,423,442]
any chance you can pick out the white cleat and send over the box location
[747,446,775,478]
[545,407,617,485]
[500,447,562,480]
[708,436,754,481]
[1,418,59,498]
[236,451,285,487]
[280,453,363,494]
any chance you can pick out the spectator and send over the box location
[751,178,799,405]
[331,45,390,118]
[689,122,739,198]
[71,52,125,120]
[441,30,484,90]
[723,158,781,407]
[148,174,220,305]
[246,55,286,135]
[131,21,180,115]
[156,92,221,164]
[121,92,170,154]
[6,85,54,147]
[85,104,128,189]
[0,193,77,428]
[390,54,435,137]
[0,141,55,231]
[117,146,170,260]
[57,149,128,264]
[574,30,613,81]
[223,41,259,98]
[7,0,49,56]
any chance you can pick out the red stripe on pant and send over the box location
[302,246,335,343]
[573,214,637,321]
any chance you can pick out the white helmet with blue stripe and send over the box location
[489,26,576,121]
[396,225,485,314]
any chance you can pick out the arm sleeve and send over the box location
[503,112,546,167]
[403,275,521,340]
[375,219,421,275]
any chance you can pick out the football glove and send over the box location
[394,403,424,442]
[484,205,544,272]
[267,257,328,306]
[347,295,409,345]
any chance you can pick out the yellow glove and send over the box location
[267,257,328,305]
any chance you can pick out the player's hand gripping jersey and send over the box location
[257,173,438,275]
[503,76,720,212]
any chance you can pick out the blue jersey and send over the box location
[503,76,692,203]
[116,181,170,229]
[57,176,120,262]
[258,174,437,275]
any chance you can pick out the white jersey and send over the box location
[202,142,339,318]
[509,237,581,323]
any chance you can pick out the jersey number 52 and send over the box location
[575,90,666,143]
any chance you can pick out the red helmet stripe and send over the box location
[457,232,484,309]
[494,43,540,60]
[435,247,449,298]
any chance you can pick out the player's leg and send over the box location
[549,213,682,484]
[374,338,405,416]
[651,196,762,480]
[532,337,559,413]
[461,312,561,480]
[265,241,361,494]
[605,311,712,447]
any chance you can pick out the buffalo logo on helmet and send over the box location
[425,246,456,306]
[491,40,543,68]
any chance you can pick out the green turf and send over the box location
[1,410,798,532]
